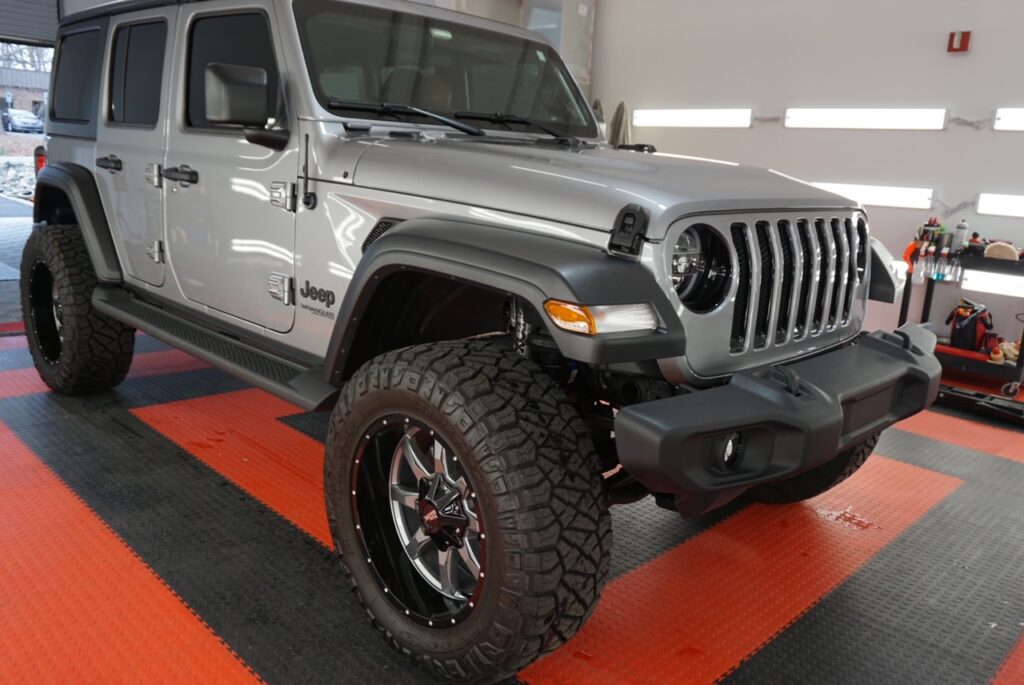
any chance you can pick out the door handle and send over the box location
[162,165,199,185]
[96,155,123,172]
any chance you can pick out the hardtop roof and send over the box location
[59,0,542,44]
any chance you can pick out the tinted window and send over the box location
[110,21,167,126]
[52,29,102,122]
[293,0,597,138]
[187,13,279,129]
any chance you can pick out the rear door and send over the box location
[94,9,175,287]
[163,3,297,333]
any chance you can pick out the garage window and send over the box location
[109,21,167,126]
[186,13,280,129]
[51,29,102,122]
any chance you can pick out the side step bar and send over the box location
[93,287,338,411]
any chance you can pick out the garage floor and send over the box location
[0,328,1022,683]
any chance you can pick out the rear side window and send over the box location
[109,21,168,126]
[52,29,103,122]
[186,13,279,129]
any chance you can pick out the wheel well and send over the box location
[342,271,511,379]
[34,183,77,225]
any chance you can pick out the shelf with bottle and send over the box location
[910,217,973,284]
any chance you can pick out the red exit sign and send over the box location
[948,31,972,53]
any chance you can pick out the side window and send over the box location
[52,29,103,122]
[187,13,280,129]
[109,21,168,126]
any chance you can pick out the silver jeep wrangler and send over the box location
[25,0,941,681]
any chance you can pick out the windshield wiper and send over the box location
[326,100,484,136]
[453,111,567,138]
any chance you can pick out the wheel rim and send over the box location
[28,260,62,364]
[352,415,485,627]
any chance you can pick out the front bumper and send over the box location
[615,324,941,517]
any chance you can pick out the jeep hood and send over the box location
[351,138,857,239]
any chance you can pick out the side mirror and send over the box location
[205,63,269,127]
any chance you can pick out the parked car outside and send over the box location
[4,109,44,134]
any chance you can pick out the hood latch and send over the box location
[608,204,650,259]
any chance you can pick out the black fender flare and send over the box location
[34,162,122,283]
[324,217,687,384]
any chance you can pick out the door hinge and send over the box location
[145,240,164,264]
[268,273,294,306]
[270,181,296,212]
[145,163,163,188]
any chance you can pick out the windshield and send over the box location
[293,0,598,138]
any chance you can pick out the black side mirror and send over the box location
[205,63,269,127]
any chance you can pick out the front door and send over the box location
[95,9,175,287]
[164,3,297,333]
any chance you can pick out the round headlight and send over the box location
[671,225,732,313]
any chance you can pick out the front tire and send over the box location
[325,341,611,683]
[20,225,135,394]
[750,434,879,504]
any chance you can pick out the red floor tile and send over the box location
[0,421,262,684]
[133,388,331,546]
[898,409,1024,464]
[522,457,963,685]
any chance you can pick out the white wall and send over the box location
[592,0,1024,335]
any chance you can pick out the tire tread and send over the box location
[325,341,611,683]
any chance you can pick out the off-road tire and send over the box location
[325,341,612,684]
[20,225,135,394]
[751,433,879,504]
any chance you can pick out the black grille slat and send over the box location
[753,222,774,349]
[730,223,752,352]
[856,217,869,282]
[842,218,859,322]
[775,220,795,344]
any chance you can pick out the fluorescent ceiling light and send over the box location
[633,109,752,128]
[994,108,1024,131]
[977,193,1024,218]
[785,108,946,130]
[812,182,934,209]
[962,269,1024,299]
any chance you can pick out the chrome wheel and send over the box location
[353,415,486,626]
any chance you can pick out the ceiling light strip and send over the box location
[961,269,1024,299]
[994,108,1024,131]
[633,109,753,128]
[977,193,1024,218]
[811,182,934,209]
[785,108,947,130]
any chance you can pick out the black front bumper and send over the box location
[615,325,942,517]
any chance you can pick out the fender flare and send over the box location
[324,217,687,384]
[34,162,122,283]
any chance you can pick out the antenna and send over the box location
[302,133,317,210]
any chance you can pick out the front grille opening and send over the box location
[856,217,868,278]
[794,220,813,340]
[843,218,859,322]
[775,221,795,344]
[753,221,774,349]
[730,223,751,353]
[828,219,845,328]
[812,219,830,334]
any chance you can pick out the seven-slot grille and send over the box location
[729,216,868,353]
